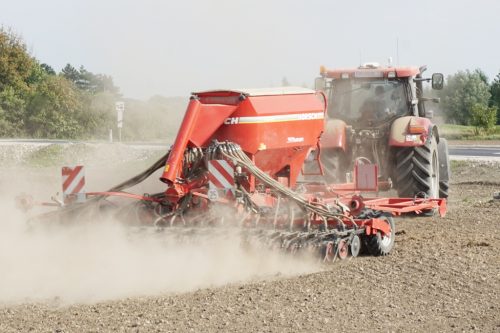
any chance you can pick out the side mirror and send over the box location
[314,77,326,91]
[431,73,444,90]
[425,110,434,119]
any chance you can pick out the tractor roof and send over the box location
[194,87,315,97]
[321,64,421,79]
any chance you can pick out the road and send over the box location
[448,145,500,161]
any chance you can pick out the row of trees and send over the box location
[438,69,499,133]
[1,27,499,139]
[0,28,118,139]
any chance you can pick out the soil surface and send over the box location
[1,160,499,332]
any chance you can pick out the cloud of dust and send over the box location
[0,144,321,306]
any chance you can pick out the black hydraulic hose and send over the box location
[107,150,170,193]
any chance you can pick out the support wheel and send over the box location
[337,239,349,260]
[350,235,361,257]
[365,214,395,256]
[321,241,335,262]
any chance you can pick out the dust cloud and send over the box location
[0,144,320,306]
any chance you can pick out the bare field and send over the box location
[0,147,499,332]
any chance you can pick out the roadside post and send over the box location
[116,101,125,142]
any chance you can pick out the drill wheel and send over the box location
[337,239,349,260]
[350,235,361,257]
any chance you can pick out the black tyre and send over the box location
[394,135,439,199]
[320,148,347,183]
[364,214,395,256]
[437,138,450,199]
[439,180,449,198]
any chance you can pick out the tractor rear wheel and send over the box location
[437,138,450,199]
[394,135,440,199]
[364,214,395,256]
[439,180,449,198]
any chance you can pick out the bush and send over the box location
[470,103,498,135]
[439,70,491,125]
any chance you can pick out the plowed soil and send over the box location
[1,160,499,332]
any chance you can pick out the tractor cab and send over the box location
[327,76,409,127]
[316,63,444,125]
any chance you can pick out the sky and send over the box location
[0,0,499,99]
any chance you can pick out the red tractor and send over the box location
[315,63,450,200]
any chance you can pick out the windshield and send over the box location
[327,79,409,125]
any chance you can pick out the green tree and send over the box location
[470,103,497,135]
[0,28,54,137]
[0,27,122,139]
[61,64,120,95]
[0,86,26,136]
[474,68,489,85]
[25,75,83,138]
[40,63,56,75]
[490,72,500,124]
[61,63,80,84]
[0,28,36,93]
[439,69,491,125]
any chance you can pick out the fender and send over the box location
[320,119,347,151]
[389,116,439,147]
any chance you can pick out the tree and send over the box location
[0,27,41,136]
[40,63,56,75]
[25,75,83,138]
[474,68,489,85]
[0,86,26,136]
[490,72,500,124]
[0,27,122,139]
[61,63,80,84]
[61,64,120,95]
[0,27,36,93]
[470,103,497,135]
[439,69,491,125]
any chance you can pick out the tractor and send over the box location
[315,63,450,200]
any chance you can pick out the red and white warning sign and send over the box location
[62,165,86,202]
[207,160,235,199]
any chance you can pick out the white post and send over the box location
[116,101,125,142]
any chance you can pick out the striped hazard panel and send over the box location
[207,160,235,195]
[62,166,86,200]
